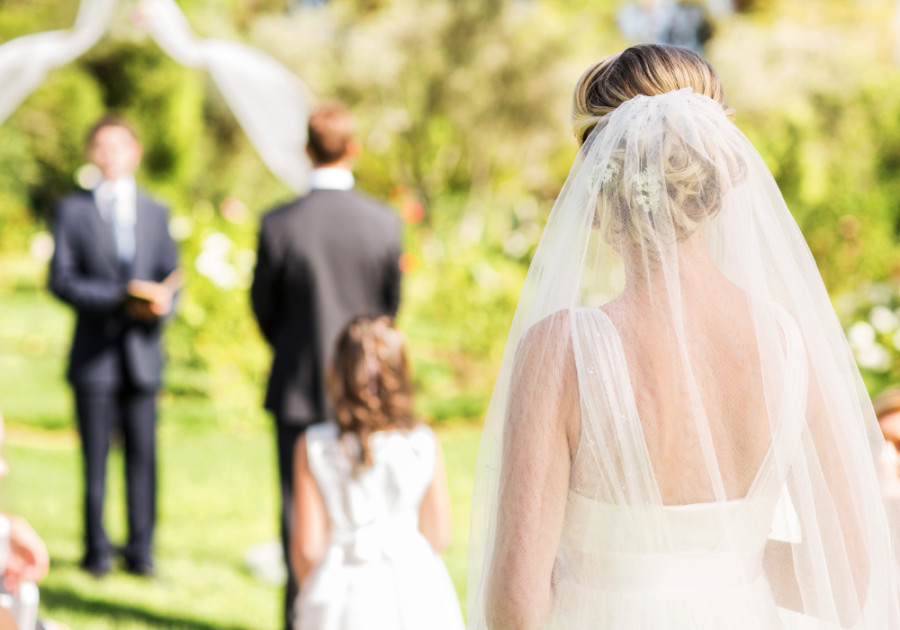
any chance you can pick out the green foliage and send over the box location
[710,5,900,295]
[0,65,104,249]
[6,0,900,425]
[0,0,595,425]
[249,0,601,419]
[0,290,72,429]
[703,5,900,391]
[835,281,900,394]
[0,4,294,425]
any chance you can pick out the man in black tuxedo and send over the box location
[251,102,402,629]
[49,115,179,577]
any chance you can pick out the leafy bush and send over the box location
[6,0,900,428]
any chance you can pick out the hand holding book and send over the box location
[126,269,183,322]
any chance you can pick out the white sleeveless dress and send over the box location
[543,306,807,629]
[296,423,465,630]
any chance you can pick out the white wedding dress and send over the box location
[295,423,464,630]
[545,306,803,629]
[465,87,900,630]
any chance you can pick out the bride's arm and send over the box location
[486,312,580,630]
[764,355,869,629]
[762,539,803,611]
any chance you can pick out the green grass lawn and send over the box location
[0,289,481,629]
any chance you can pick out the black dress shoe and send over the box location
[79,557,111,578]
[124,560,155,578]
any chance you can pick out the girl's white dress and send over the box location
[295,422,465,630]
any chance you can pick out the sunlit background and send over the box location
[1,0,899,627]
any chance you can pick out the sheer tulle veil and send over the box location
[464,85,900,628]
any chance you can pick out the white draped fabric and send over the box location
[138,0,311,193]
[0,0,312,193]
[0,0,117,124]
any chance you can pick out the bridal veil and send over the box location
[465,53,900,629]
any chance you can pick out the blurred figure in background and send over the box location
[0,411,71,630]
[291,316,463,630]
[617,0,714,54]
[874,388,900,484]
[0,418,49,596]
[49,115,180,578]
[251,101,402,630]
[872,388,900,592]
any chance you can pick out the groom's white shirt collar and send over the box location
[308,167,355,191]
[93,174,137,224]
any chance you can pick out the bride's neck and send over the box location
[619,234,723,304]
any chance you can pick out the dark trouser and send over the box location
[75,385,157,567]
[276,421,309,630]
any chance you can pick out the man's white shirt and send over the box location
[308,167,354,191]
[93,175,137,262]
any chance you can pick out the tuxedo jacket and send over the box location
[49,188,178,391]
[251,189,402,426]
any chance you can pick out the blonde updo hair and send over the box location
[573,44,733,146]
[573,44,744,248]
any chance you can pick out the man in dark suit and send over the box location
[251,101,402,629]
[49,115,179,577]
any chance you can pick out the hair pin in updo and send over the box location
[586,159,619,199]
[631,169,661,215]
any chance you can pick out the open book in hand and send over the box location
[126,269,183,304]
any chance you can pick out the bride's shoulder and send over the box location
[515,308,614,370]
[520,308,615,350]
[512,310,574,367]
[521,309,574,345]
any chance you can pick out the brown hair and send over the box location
[307,101,356,165]
[86,114,139,148]
[572,43,732,146]
[329,316,417,467]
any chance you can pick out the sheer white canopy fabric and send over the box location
[138,0,312,193]
[467,88,900,629]
[0,0,116,124]
[0,0,311,193]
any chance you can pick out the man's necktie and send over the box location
[109,190,136,264]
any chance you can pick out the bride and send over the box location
[465,44,900,629]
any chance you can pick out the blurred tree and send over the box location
[0,1,286,423]
[250,0,602,415]
[5,0,900,422]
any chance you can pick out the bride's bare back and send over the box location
[602,241,773,504]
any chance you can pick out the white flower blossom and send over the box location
[29,232,54,262]
[870,305,899,334]
[892,329,900,352]
[868,282,892,305]
[856,343,892,373]
[169,216,193,241]
[195,232,239,290]
[471,261,499,289]
[847,321,876,349]
[503,231,529,258]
